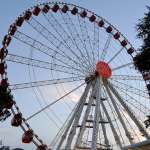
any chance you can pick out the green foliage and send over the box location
[134,6,150,72]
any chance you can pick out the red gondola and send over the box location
[9,25,17,36]
[22,130,34,143]
[98,20,104,27]
[89,15,96,22]
[71,7,78,15]
[16,17,24,27]
[0,63,5,75]
[121,40,127,47]
[2,35,12,46]
[80,10,87,18]
[52,4,59,12]
[11,113,22,127]
[33,6,41,16]
[106,26,113,33]
[24,11,32,20]
[42,4,50,13]
[114,32,120,39]
[61,5,69,13]
[127,47,134,54]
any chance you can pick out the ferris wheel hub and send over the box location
[96,61,112,79]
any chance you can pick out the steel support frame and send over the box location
[106,79,149,139]
[56,82,92,150]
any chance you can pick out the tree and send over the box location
[134,6,150,73]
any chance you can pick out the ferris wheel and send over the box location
[1,2,150,150]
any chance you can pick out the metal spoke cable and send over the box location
[112,83,148,100]
[100,33,112,61]
[116,102,141,142]
[60,11,94,74]
[111,79,148,94]
[112,62,133,71]
[41,12,90,74]
[50,103,78,148]
[13,31,86,75]
[103,87,125,146]
[27,17,89,73]
[26,82,86,121]
[113,85,150,114]
[10,76,84,90]
[65,11,95,71]
[43,11,91,72]
[106,80,149,138]
[103,81,133,144]
[50,70,75,112]
[81,15,96,67]
[93,22,100,62]
[77,14,95,70]
[7,53,85,77]
[27,50,62,128]
[108,47,124,64]
[111,75,143,81]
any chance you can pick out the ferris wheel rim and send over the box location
[0,1,148,149]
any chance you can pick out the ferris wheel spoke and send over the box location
[108,47,124,64]
[42,11,91,72]
[77,15,95,70]
[112,62,133,71]
[6,53,85,76]
[27,17,90,73]
[112,82,148,99]
[104,80,135,143]
[100,94,123,148]
[100,34,112,61]
[111,79,148,95]
[105,79,149,138]
[26,82,86,121]
[78,15,96,67]
[10,76,84,90]
[111,75,143,81]
[93,22,100,61]
[112,83,150,113]
[116,102,141,142]
[13,31,88,75]
[103,86,125,145]
[60,12,94,73]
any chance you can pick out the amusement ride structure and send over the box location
[0,2,150,150]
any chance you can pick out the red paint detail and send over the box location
[22,130,33,143]
[89,15,96,22]
[9,25,17,36]
[80,10,87,18]
[24,11,32,20]
[16,17,24,27]
[61,5,69,13]
[42,4,50,13]
[106,26,113,33]
[96,61,112,79]
[98,20,104,27]
[11,113,22,127]
[0,63,5,75]
[52,4,59,12]
[71,7,78,15]
[33,6,41,16]
[127,47,134,54]
[114,32,120,39]
[121,40,127,47]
